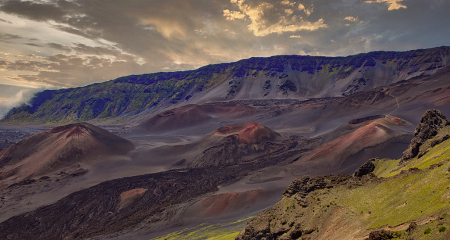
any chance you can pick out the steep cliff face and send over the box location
[3,46,450,123]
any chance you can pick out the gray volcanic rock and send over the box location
[430,134,450,147]
[283,174,351,198]
[0,168,221,240]
[0,151,314,240]
[189,122,283,168]
[401,109,448,162]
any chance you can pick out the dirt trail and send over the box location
[387,93,400,115]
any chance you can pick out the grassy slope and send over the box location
[338,126,450,229]
[151,217,252,240]
[342,126,450,239]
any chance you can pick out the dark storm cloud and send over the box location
[24,43,41,47]
[0,0,448,90]
[47,43,71,51]
[0,33,40,45]
[0,0,67,21]
[0,33,22,40]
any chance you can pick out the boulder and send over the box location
[354,159,376,177]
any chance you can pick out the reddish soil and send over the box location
[120,188,147,202]
[297,101,326,110]
[391,117,407,125]
[302,117,405,163]
[214,122,280,144]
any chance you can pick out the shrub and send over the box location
[424,228,432,234]
[439,226,446,232]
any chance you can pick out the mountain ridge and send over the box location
[3,46,450,123]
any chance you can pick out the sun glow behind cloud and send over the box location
[223,0,327,37]
[365,0,407,10]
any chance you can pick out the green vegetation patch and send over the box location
[151,217,252,240]
[335,127,450,229]
[405,214,450,239]
[378,126,450,178]
[372,126,450,179]
[339,160,450,228]
[372,158,401,178]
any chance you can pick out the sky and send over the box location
[0,0,449,111]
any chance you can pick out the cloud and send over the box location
[47,42,71,51]
[0,0,448,92]
[133,1,203,40]
[24,43,42,47]
[365,0,407,10]
[298,3,313,16]
[223,9,246,20]
[223,0,327,37]
[284,9,294,15]
[0,1,68,21]
[0,33,24,40]
[0,17,12,23]
[344,16,358,22]
[281,0,296,7]
[0,88,42,119]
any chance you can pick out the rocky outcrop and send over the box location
[189,122,285,168]
[353,159,376,177]
[401,109,448,162]
[431,134,450,147]
[365,230,397,240]
[343,78,369,96]
[237,174,376,240]
[283,174,351,198]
